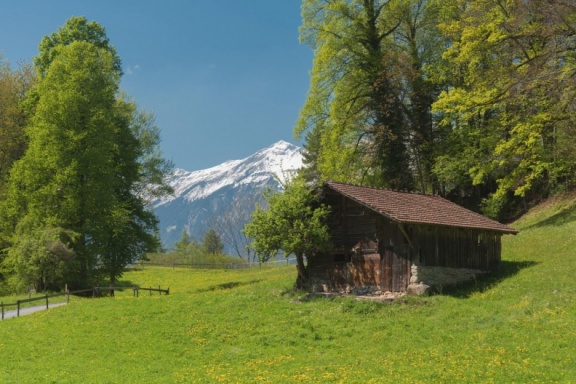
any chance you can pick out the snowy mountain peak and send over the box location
[153,140,303,249]
[155,140,303,206]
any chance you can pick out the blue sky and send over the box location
[0,1,312,171]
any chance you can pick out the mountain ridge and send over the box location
[153,140,303,251]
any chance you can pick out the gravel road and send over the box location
[1,302,68,320]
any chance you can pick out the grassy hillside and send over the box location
[0,195,575,383]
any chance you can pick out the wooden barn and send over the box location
[309,181,518,294]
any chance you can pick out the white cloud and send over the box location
[126,64,141,75]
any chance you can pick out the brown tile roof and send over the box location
[325,181,518,234]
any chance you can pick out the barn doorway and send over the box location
[381,245,411,292]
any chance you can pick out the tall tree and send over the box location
[297,0,411,188]
[244,177,332,288]
[1,18,172,290]
[97,98,168,286]
[296,0,446,191]
[34,16,122,78]
[433,0,576,216]
[391,0,446,193]
[2,41,121,288]
[0,59,35,193]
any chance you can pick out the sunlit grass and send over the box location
[0,196,575,382]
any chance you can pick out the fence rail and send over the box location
[138,258,299,270]
[1,292,69,320]
[68,285,169,297]
[1,284,168,320]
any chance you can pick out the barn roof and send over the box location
[324,181,518,234]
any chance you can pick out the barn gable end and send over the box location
[309,181,518,294]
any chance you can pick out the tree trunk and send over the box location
[109,274,116,297]
[295,253,309,289]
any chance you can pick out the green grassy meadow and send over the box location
[0,195,575,383]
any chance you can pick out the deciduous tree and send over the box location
[0,59,35,193]
[34,16,122,78]
[433,0,576,216]
[244,177,332,288]
[297,0,446,192]
[2,41,121,287]
[297,0,409,188]
[1,17,172,290]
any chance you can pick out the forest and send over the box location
[296,0,575,219]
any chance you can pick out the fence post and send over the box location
[17,300,20,317]
[158,285,161,295]
[1,302,4,320]
[45,294,49,309]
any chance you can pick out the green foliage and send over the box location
[1,41,122,288]
[173,230,194,258]
[202,228,224,256]
[0,17,172,291]
[3,227,77,292]
[145,251,241,266]
[297,0,446,191]
[34,16,122,78]
[0,195,575,381]
[125,101,174,202]
[145,229,240,266]
[0,59,35,193]
[432,0,576,215]
[244,177,332,286]
[297,0,576,218]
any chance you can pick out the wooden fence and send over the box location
[77,286,170,297]
[1,292,69,320]
[1,285,169,320]
[138,258,298,270]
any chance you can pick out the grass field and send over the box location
[0,195,575,383]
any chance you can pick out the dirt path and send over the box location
[1,302,68,320]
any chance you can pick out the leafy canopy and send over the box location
[0,17,172,291]
[244,177,332,287]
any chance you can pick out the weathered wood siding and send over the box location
[309,190,503,292]
[310,191,411,291]
[409,225,502,271]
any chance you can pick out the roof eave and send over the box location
[324,182,519,235]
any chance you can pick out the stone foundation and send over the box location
[410,263,484,293]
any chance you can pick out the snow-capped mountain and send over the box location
[153,140,303,252]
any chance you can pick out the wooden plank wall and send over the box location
[411,225,502,271]
[311,191,503,292]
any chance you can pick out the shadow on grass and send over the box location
[442,260,539,299]
[197,279,263,293]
